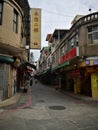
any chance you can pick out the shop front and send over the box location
[0,55,15,100]
[65,67,92,96]
[86,66,98,98]
[66,69,81,94]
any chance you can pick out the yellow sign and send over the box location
[91,74,98,90]
[30,8,41,49]
[91,73,98,98]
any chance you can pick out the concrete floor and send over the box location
[0,81,98,130]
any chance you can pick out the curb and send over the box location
[0,93,21,108]
[61,90,98,103]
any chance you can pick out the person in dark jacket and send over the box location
[30,76,33,86]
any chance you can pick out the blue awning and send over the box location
[0,55,14,64]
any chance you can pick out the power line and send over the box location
[42,20,69,23]
[42,8,74,18]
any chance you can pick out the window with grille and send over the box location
[13,9,18,33]
[88,25,98,44]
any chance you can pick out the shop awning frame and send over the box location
[25,62,36,70]
[52,61,70,71]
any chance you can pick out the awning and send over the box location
[25,67,33,73]
[0,55,14,64]
[25,62,36,70]
[52,61,70,71]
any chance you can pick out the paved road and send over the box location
[0,81,98,130]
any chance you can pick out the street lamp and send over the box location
[25,45,29,50]
[25,45,30,61]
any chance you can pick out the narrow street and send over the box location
[0,80,98,130]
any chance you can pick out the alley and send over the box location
[0,81,98,130]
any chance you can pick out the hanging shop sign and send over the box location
[30,8,41,49]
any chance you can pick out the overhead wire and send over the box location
[42,8,74,18]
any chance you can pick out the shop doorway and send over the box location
[69,78,74,92]
[81,75,92,97]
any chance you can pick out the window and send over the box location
[91,15,94,19]
[88,34,93,44]
[13,9,18,33]
[52,54,55,64]
[88,16,90,20]
[75,34,79,46]
[65,44,68,53]
[88,25,98,44]
[61,46,65,56]
[88,27,92,32]
[93,32,98,40]
[69,38,74,49]
[84,18,87,22]
[95,14,98,19]
[69,34,79,49]
[0,1,3,25]
[70,38,74,49]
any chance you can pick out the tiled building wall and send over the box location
[0,1,22,48]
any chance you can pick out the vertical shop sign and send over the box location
[91,73,98,98]
[30,8,41,49]
[91,74,98,90]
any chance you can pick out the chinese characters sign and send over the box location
[30,8,41,49]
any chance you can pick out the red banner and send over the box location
[59,47,79,64]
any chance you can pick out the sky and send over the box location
[28,0,98,61]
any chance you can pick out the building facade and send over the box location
[0,0,30,100]
[38,12,98,98]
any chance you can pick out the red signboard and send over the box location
[59,47,79,64]
[68,69,80,77]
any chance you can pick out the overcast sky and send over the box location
[28,0,98,61]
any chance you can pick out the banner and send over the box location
[30,8,41,49]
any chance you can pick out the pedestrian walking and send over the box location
[30,78,33,86]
